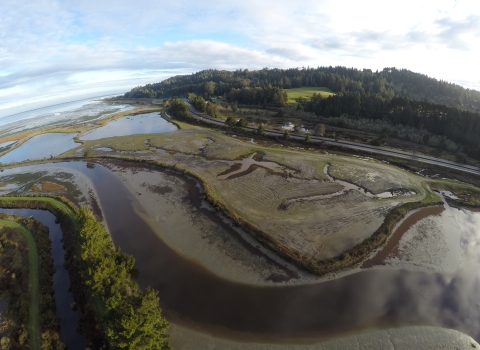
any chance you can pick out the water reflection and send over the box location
[80,112,177,140]
[74,161,480,342]
[0,133,78,164]
[1,161,480,342]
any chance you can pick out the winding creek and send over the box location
[2,160,480,344]
[281,164,416,208]
[0,208,86,349]
[218,157,416,209]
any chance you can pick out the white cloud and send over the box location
[1,0,480,116]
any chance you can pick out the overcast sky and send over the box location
[1,0,480,117]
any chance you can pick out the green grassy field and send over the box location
[0,196,78,229]
[285,87,335,104]
[0,219,40,350]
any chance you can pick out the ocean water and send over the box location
[0,96,134,137]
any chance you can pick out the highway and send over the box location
[180,100,480,177]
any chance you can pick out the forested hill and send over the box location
[124,67,480,112]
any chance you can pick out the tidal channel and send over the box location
[0,208,86,349]
[2,160,480,343]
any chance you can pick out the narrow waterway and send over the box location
[362,206,445,268]
[0,208,86,349]
[1,160,480,343]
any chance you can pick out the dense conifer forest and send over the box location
[124,67,480,159]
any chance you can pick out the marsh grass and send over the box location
[428,179,480,207]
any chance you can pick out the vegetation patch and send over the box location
[148,130,213,155]
[285,87,335,104]
[427,179,480,207]
[328,158,420,194]
[0,196,171,349]
[0,172,83,205]
[0,215,65,350]
[30,181,66,193]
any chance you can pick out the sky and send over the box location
[1,0,480,118]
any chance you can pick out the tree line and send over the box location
[187,93,220,117]
[124,66,480,112]
[303,92,480,159]
[73,206,171,349]
[126,66,480,159]
[0,197,171,350]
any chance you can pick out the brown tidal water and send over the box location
[2,160,480,343]
[362,206,445,268]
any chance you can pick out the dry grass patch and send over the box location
[202,135,258,160]
[262,149,329,181]
[40,181,66,192]
[329,157,420,194]
[61,134,150,156]
[30,181,66,193]
[149,129,213,154]
[210,166,398,260]
[215,167,342,214]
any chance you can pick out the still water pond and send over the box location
[0,133,78,164]
[80,112,177,140]
[2,161,480,343]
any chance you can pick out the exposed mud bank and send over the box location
[100,155,441,277]
[98,159,306,285]
[2,161,480,346]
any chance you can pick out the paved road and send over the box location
[180,100,480,177]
